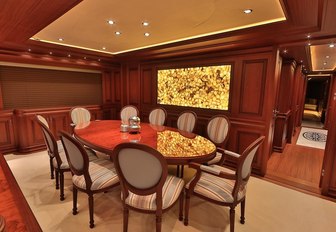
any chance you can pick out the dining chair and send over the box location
[35,115,71,201]
[205,115,231,165]
[176,110,197,177]
[59,131,119,228]
[184,136,265,232]
[70,107,91,126]
[120,105,139,124]
[36,115,63,179]
[177,110,197,133]
[0,215,5,232]
[148,107,167,126]
[112,142,184,232]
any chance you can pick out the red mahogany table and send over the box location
[74,120,216,165]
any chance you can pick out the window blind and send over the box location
[0,66,102,109]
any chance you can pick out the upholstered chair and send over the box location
[35,115,71,201]
[205,115,231,165]
[59,131,119,228]
[112,142,184,232]
[120,105,139,125]
[184,136,265,232]
[177,111,197,133]
[148,107,167,126]
[70,107,91,126]
[36,115,63,179]
[176,110,197,177]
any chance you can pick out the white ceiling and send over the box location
[33,0,285,55]
[310,44,336,71]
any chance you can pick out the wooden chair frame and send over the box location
[184,136,265,232]
[35,115,70,201]
[59,131,119,228]
[112,142,184,232]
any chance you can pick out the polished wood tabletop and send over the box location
[74,120,216,165]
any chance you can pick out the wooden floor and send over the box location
[265,126,325,194]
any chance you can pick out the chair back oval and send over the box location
[120,105,139,124]
[238,136,265,181]
[35,115,57,158]
[112,143,168,196]
[70,107,91,126]
[206,115,230,146]
[59,131,90,177]
[36,114,49,128]
[177,111,197,133]
[148,107,167,126]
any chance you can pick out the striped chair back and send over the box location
[70,107,91,126]
[120,105,139,124]
[206,115,230,145]
[149,107,167,126]
[177,111,197,133]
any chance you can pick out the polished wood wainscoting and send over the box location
[0,153,42,231]
[0,105,112,154]
[121,47,281,176]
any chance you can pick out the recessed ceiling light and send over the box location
[115,31,121,35]
[326,55,330,58]
[306,34,311,38]
[142,21,149,26]
[58,38,64,42]
[98,59,101,62]
[323,62,327,65]
[283,49,288,53]
[329,44,335,48]
[84,57,87,60]
[107,20,114,25]
[243,9,253,14]
[144,32,150,37]
[49,52,53,55]
[28,48,31,52]
[307,42,311,46]
[102,47,106,50]
[67,54,71,57]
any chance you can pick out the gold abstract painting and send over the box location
[157,65,231,110]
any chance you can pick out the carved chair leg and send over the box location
[230,207,235,232]
[88,194,94,228]
[176,165,180,177]
[240,198,245,224]
[55,170,59,190]
[59,171,65,201]
[179,192,184,221]
[156,214,162,232]
[49,157,54,179]
[123,207,129,232]
[72,187,78,215]
[184,190,190,226]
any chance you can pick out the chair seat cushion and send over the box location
[125,175,184,211]
[186,165,245,203]
[52,151,69,170]
[206,151,222,165]
[72,159,119,191]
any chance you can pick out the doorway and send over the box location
[266,75,331,194]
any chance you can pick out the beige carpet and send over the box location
[5,151,336,232]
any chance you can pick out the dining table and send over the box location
[73,120,216,166]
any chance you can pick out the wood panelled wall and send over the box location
[120,47,281,176]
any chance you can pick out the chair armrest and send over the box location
[221,148,240,158]
[189,162,236,179]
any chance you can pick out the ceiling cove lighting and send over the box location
[243,9,253,14]
[107,20,114,25]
